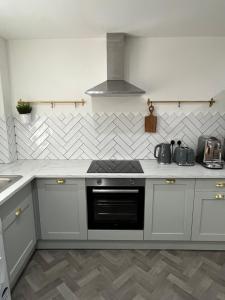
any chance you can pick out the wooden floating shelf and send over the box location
[18,99,86,108]
[147,98,215,108]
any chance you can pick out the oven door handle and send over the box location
[92,189,139,194]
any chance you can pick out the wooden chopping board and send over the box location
[145,104,157,133]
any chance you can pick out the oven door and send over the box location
[87,187,144,230]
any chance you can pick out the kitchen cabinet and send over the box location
[195,179,225,192]
[144,179,195,240]
[192,179,225,241]
[37,178,87,240]
[0,184,36,287]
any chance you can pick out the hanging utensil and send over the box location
[145,101,157,133]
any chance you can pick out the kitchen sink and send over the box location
[0,175,22,193]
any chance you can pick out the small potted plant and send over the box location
[16,101,32,124]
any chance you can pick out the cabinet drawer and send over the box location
[3,196,30,231]
[148,178,193,185]
[37,178,85,186]
[196,179,225,191]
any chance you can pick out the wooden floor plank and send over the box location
[12,249,225,300]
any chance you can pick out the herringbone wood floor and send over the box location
[12,249,225,300]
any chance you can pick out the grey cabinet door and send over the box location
[37,178,87,240]
[144,179,195,240]
[192,191,225,241]
[1,184,36,286]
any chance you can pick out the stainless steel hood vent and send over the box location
[85,33,145,96]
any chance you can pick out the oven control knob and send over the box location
[130,179,135,185]
[97,179,102,185]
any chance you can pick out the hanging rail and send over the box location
[147,98,215,108]
[18,99,86,108]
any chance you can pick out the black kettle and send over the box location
[154,143,172,164]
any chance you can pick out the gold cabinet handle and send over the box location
[15,208,22,217]
[216,182,225,188]
[215,194,224,199]
[56,178,65,184]
[165,179,176,184]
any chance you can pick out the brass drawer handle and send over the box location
[15,208,22,217]
[56,178,65,184]
[165,179,176,184]
[216,182,225,188]
[215,194,224,199]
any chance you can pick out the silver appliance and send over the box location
[85,33,145,96]
[0,219,11,300]
[196,136,224,169]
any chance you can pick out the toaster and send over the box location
[173,147,195,166]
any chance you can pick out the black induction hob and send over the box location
[87,160,143,173]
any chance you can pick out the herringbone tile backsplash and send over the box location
[0,117,9,163]
[0,116,17,163]
[1,113,225,161]
[6,116,17,162]
[9,112,225,160]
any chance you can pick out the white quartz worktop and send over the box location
[0,159,225,206]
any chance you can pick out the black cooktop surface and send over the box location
[87,160,143,173]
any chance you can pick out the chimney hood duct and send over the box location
[85,33,145,96]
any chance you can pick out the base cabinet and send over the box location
[192,191,225,241]
[0,184,36,287]
[37,178,87,240]
[144,179,195,240]
[2,176,225,282]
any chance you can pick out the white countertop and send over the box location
[0,159,225,206]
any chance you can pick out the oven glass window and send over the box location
[87,187,144,230]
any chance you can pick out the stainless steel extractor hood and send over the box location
[85,33,145,96]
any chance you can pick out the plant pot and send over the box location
[19,113,32,125]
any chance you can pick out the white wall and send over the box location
[0,38,16,163]
[0,39,6,116]
[0,72,4,116]
[0,38,12,117]
[8,37,225,115]
[9,38,106,114]
[126,37,225,113]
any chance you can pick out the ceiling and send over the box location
[0,0,225,39]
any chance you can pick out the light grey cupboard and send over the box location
[37,178,87,240]
[192,179,225,241]
[0,184,36,287]
[144,179,195,240]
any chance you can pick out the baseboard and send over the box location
[37,240,225,251]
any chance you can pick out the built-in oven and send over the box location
[86,178,145,230]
